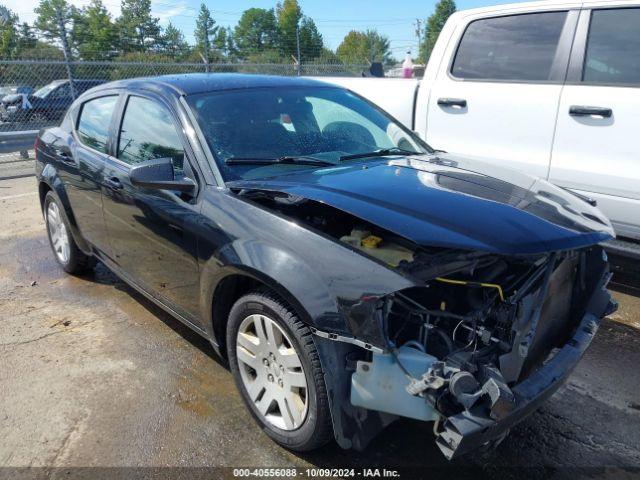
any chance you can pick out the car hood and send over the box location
[227,154,614,255]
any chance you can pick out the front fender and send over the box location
[200,239,339,341]
[196,190,420,451]
[198,237,417,453]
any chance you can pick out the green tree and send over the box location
[298,17,323,60]
[213,26,235,60]
[275,0,300,58]
[0,5,19,58]
[34,0,74,43]
[308,47,340,65]
[14,20,63,59]
[72,0,117,60]
[234,8,278,59]
[18,22,37,50]
[161,22,188,57]
[117,0,161,53]
[273,1,324,61]
[194,3,217,62]
[15,40,64,59]
[336,29,392,65]
[419,0,456,62]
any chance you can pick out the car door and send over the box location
[57,93,120,257]
[549,6,640,240]
[101,93,202,323]
[425,8,579,178]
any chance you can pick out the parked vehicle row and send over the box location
[322,0,640,245]
[0,79,104,127]
[36,73,616,459]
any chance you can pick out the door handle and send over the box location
[104,177,123,191]
[437,97,467,108]
[569,105,612,118]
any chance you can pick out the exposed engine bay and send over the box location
[236,188,615,458]
[354,250,580,422]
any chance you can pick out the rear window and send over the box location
[583,8,640,85]
[451,11,567,81]
[76,96,118,154]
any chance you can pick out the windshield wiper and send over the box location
[339,147,424,161]
[225,156,335,166]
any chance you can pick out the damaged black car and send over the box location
[35,74,617,459]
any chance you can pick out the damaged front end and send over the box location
[230,174,616,460]
[343,244,616,459]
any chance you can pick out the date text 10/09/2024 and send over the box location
[232,468,401,478]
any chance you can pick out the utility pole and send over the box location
[57,9,76,99]
[295,23,301,76]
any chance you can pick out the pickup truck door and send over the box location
[549,6,640,240]
[424,9,578,179]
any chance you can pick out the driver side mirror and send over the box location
[129,157,197,194]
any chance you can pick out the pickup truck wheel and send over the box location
[227,289,333,451]
[44,192,95,274]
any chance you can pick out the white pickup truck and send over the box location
[323,0,640,249]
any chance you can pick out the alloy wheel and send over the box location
[236,313,309,430]
[47,201,70,264]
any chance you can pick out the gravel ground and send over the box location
[0,176,639,479]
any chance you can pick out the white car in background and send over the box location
[322,0,640,257]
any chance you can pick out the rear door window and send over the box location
[117,96,185,173]
[76,95,118,154]
[583,8,640,85]
[451,11,567,81]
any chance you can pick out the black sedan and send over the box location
[35,74,616,459]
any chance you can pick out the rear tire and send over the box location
[44,191,95,275]
[227,289,333,451]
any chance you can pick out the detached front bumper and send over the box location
[435,287,617,459]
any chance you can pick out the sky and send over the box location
[1,0,524,60]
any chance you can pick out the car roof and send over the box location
[96,73,339,96]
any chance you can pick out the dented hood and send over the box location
[227,154,614,255]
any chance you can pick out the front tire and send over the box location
[227,289,333,451]
[44,191,95,274]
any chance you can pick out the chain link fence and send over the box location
[0,59,367,177]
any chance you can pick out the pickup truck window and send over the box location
[583,8,640,85]
[76,95,118,154]
[451,11,567,82]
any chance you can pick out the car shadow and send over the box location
[81,261,228,368]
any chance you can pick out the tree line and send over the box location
[0,0,456,65]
